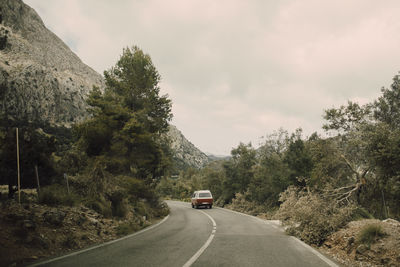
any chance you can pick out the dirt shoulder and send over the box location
[320,219,400,267]
[0,199,163,267]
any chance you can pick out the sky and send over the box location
[25,0,400,155]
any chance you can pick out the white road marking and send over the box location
[290,237,338,267]
[28,215,170,267]
[182,209,217,267]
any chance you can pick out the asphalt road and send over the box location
[31,200,338,267]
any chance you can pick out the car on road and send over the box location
[191,190,213,209]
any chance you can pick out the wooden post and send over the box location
[381,189,387,218]
[64,173,70,194]
[16,128,21,204]
[35,165,40,196]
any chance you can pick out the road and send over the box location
[31,200,338,267]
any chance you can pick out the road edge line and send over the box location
[214,206,283,231]
[182,210,217,267]
[28,214,170,267]
[290,237,338,267]
[214,207,338,267]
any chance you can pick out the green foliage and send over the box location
[109,191,128,218]
[351,207,374,221]
[222,143,256,203]
[116,222,141,236]
[84,197,112,217]
[38,184,80,207]
[283,129,313,186]
[373,74,400,128]
[0,123,58,190]
[75,46,172,183]
[357,224,385,246]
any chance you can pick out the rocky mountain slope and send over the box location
[0,0,104,126]
[0,0,208,168]
[166,125,209,169]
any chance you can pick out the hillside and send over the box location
[166,125,209,170]
[0,0,103,126]
[0,0,207,170]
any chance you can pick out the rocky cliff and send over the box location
[0,0,103,126]
[0,0,209,169]
[166,125,209,169]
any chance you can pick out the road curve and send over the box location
[30,200,338,267]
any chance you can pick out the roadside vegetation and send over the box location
[0,46,171,265]
[157,73,400,265]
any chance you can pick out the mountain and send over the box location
[166,125,209,170]
[206,153,231,161]
[0,0,208,169]
[0,0,103,126]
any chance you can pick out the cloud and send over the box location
[25,0,400,154]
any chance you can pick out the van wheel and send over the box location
[209,205,212,209]
[195,205,198,209]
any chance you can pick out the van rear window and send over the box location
[199,192,211,197]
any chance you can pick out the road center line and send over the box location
[182,210,217,267]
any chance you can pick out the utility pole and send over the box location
[16,127,21,204]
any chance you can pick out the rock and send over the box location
[347,236,355,246]
[87,217,100,227]
[0,0,104,126]
[32,235,49,249]
[43,210,66,226]
[76,215,87,225]
[356,244,369,255]
[22,219,36,230]
[380,258,390,264]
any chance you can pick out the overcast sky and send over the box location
[25,0,400,155]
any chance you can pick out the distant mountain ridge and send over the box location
[0,0,208,169]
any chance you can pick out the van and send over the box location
[191,190,213,209]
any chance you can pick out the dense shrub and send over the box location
[225,192,270,216]
[84,197,112,217]
[357,223,386,246]
[116,222,142,236]
[276,186,356,245]
[38,184,80,206]
[109,191,128,218]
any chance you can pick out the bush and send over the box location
[357,224,386,246]
[116,222,141,236]
[225,192,269,216]
[62,234,78,248]
[276,186,356,245]
[351,207,374,221]
[84,197,112,217]
[38,184,80,206]
[109,191,127,218]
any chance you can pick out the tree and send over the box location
[374,74,400,129]
[222,143,256,203]
[283,129,313,187]
[0,120,57,197]
[75,46,172,183]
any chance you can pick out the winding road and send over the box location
[31,200,338,267]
